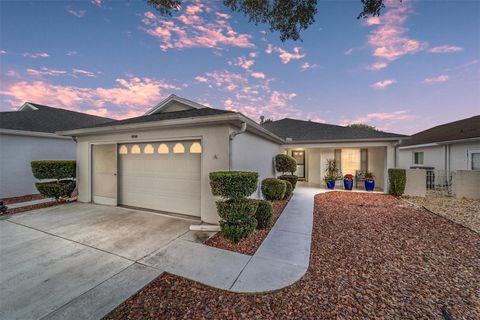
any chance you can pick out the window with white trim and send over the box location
[470,151,480,170]
[413,152,424,165]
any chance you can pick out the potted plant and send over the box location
[324,159,338,190]
[364,172,375,191]
[343,174,353,190]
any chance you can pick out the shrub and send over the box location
[216,199,258,221]
[261,178,286,201]
[31,160,76,180]
[278,175,298,190]
[254,199,273,229]
[219,215,257,243]
[209,171,258,201]
[275,154,297,174]
[388,168,406,196]
[35,181,76,199]
[283,180,293,199]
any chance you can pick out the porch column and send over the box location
[384,145,395,192]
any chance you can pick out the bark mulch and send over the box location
[104,192,480,320]
[204,197,290,255]
[1,193,45,205]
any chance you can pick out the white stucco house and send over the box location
[398,115,480,172]
[58,95,406,224]
[0,103,113,199]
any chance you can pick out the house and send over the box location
[58,95,407,224]
[0,103,114,199]
[398,116,480,172]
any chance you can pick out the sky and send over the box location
[0,0,479,134]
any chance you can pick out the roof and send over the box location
[261,118,406,142]
[400,115,480,147]
[145,94,207,115]
[0,103,114,134]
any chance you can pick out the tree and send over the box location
[347,123,377,131]
[145,0,390,41]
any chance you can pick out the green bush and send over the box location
[35,181,76,199]
[216,199,258,221]
[255,199,273,229]
[261,178,286,201]
[283,180,293,199]
[388,168,406,196]
[219,215,257,244]
[278,175,298,190]
[209,171,258,201]
[31,160,76,180]
[275,154,297,174]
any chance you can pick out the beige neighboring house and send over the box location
[58,95,406,224]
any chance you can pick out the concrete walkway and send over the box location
[6,197,55,209]
[140,186,319,292]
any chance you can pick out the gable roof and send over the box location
[261,118,406,142]
[144,94,207,115]
[0,103,115,134]
[400,115,480,147]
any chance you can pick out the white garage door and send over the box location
[118,141,202,217]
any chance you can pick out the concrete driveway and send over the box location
[0,203,197,320]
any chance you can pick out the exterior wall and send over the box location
[398,145,445,170]
[162,102,195,113]
[0,133,76,198]
[368,147,385,190]
[450,141,480,171]
[307,149,321,185]
[404,169,426,197]
[454,170,480,199]
[75,124,231,224]
[230,130,280,198]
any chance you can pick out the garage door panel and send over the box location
[118,141,201,217]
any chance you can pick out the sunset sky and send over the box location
[0,0,478,134]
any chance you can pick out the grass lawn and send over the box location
[105,192,480,319]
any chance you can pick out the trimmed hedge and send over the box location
[283,180,293,199]
[209,171,258,201]
[261,178,286,201]
[31,160,76,180]
[255,199,273,229]
[278,174,298,190]
[216,199,258,221]
[388,168,406,196]
[35,181,76,199]
[219,215,257,244]
[275,154,297,174]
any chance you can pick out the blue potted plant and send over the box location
[324,159,339,190]
[343,174,353,190]
[364,172,375,191]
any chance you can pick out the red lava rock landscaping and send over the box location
[1,193,45,205]
[1,201,63,216]
[104,192,480,320]
[205,197,290,255]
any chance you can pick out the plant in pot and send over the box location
[364,172,375,191]
[324,159,338,190]
[343,174,354,190]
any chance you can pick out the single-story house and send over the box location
[398,115,480,172]
[0,103,113,199]
[58,95,407,224]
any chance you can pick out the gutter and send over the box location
[0,129,72,140]
[228,122,247,170]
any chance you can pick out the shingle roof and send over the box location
[400,115,480,147]
[261,118,406,141]
[81,107,235,129]
[0,103,115,133]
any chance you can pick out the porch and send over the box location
[283,143,396,192]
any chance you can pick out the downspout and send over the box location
[228,122,247,170]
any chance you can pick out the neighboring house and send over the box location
[398,116,480,172]
[58,95,406,224]
[0,103,114,199]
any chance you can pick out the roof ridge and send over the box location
[24,102,114,120]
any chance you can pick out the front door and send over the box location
[92,144,117,205]
[292,150,305,179]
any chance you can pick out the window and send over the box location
[131,145,141,154]
[119,145,128,155]
[190,142,202,153]
[413,152,424,165]
[144,144,154,154]
[173,143,185,154]
[158,143,169,154]
[471,151,480,170]
[341,148,360,175]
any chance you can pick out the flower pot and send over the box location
[365,179,375,191]
[326,180,335,189]
[343,179,353,190]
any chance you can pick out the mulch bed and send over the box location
[204,197,290,255]
[1,193,45,205]
[1,201,63,217]
[104,192,480,320]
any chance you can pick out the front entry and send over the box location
[92,144,118,205]
[292,150,306,179]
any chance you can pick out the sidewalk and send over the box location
[140,186,319,292]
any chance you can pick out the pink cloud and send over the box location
[340,110,413,130]
[22,52,49,59]
[229,56,255,69]
[365,16,381,26]
[265,44,273,54]
[0,50,6,54]
[66,51,77,56]
[91,0,103,7]
[371,79,396,89]
[344,48,354,55]
[268,46,305,64]
[194,76,208,83]
[72,68,97,78]
[423,75,449,84]
[429,45,463,53]
[367,62,388,71]
[300,62,319,71]
[6,70,20,78]
[250,72,266,79]
[66,6,86,18]
[26,67,68,77]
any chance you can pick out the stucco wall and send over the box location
[307,149,321,185]
[0,133,76,198]
[368,147,385,190]
[450,141,480,170]
[404,169,426,197]
[398,145,445,170]
[75,124,231,224]
[454,170,480,199]
[230,130,280,198]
